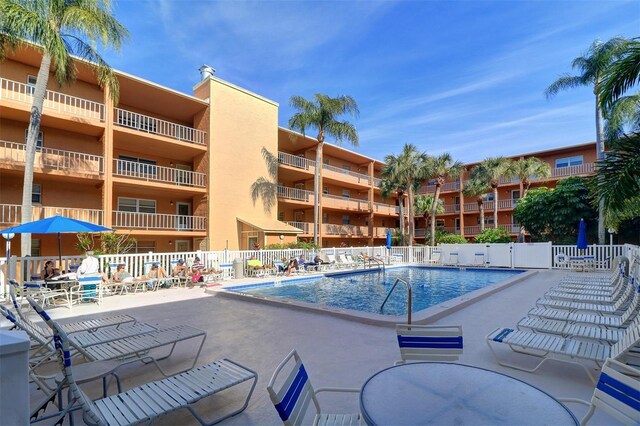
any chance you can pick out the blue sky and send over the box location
[105,0,639,163]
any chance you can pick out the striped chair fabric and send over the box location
[396,324,463,363]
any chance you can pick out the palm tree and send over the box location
[414,194,443,239]
[425,153,464,246]
[380,178,406,245]
[469,157,512,229]
[288,94,359,246]
[0,0,128,256]
[510,157,551,242]
[598,38,640,110]
[382,144,429,246]
[250,147,279,213]
[462,179,491,233]
[545,37,628,244]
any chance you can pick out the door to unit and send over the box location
[175,240,190,252]
[176,202,191,230]
[175,164,193,185]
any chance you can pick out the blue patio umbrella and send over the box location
[576,219,588,251]
[1,215,112,267]
[386,229,392,250]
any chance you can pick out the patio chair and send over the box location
[485,314,640,383]
[338,253,355,269]
[395,324,463,364]
[325,253,341,269]
[28,297,258,426]
[429,250,441,264]
[267,349,362,426]
[544,273,630,303]
[535,278,635,314]
[473,252,485,267]
[445,252,459,266]
[23,281,71,309]
[558,358,640,425]
[71,274,103,306]
[556,264,626,291]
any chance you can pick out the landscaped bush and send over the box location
[438,234,468,244]
[474,227,511,243]
[264,241,319,250]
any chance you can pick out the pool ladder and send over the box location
[365,257,385,272]
[380,278,412,324]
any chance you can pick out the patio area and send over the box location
[10,268,621,424]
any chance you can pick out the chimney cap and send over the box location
[199,64,216,80]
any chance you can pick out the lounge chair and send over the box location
[338,253,355,269]
[23,281,71,309]
[429,250,441,264]
[486,315,640,383]
[28,297,258,426]
[535,279,635,313]
[267,349,362,425]
[325,253,342,269]
[544,273,630,303]
[558,358,640,425]
[395,324,463,364]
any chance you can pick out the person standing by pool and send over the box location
[77,250,102,300]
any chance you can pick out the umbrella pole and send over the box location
[58,233,63,268]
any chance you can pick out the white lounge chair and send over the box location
[545,274,630,303]
[267,349,362,425]
[558,358,640,425]
[28,297,258,426]
[395,324,463,364]
[535,279,635,313]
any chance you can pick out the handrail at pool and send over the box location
[380,278,412,324]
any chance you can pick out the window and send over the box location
[486,192,494,201]
[511,190,520,200]
[27,75,37,95]
[133,241,155,254]
[322,212,329,223]
[294,183,305,190]
[31,239,41,257]
[480,216,495,225]
[454,218,460,230]
[118,156,157,176]
[25,129,43,148]
[32,184,42,204]
[436,219,445,229]
[555,155,583,168]
[341,164,351,172]
[323,186,329,195]
[342,215,351,225]
[342,189,350,198]
[294,211,304,222]
[455,196,460,212]
[278,212,285,221]
[117,197,156,213]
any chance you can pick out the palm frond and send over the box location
[593,134,640,213]
[250,177,277,214]
[260,147,278,180]
[599,38,640,109]
[545,75,587,99]
[604,93,640,141]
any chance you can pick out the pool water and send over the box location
[229,267,523,315]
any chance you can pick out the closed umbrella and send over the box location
[576,219,588,251]
[386,229,392,250]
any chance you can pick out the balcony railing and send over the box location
[372,227,389,238]
[0,204,103,225]
[372,202,399,215]
[503,224,521,233]
[278,186,313,202]
[323,194,369,211]
[373,177,382,187]
[321,223,368,237]
[322,164,370,184]
[551,163,595,178]
[0,77,104,121]
[443,204,460,214]
[421,181,460,193]
[113,159,205,188]
[277,152,315,171]
[0,140,104,174]
[498,199,518,209]
[285,221,312,234]
[114,108,206,145]
[113,211,206,231]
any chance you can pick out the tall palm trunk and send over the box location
[407,183,414,247]
[517,181,528,243]
[492,186,499,229]
[398,195,406,245]
[430,185,442,246]
[313,139,324,246]
[478,199,485,232]
[21,53,52,257]
[594,85,606,245]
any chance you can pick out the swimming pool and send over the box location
[227,267,524,316]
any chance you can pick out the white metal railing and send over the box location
[277,152,315,171]
[285,221,312,234]
[464,226,481,235]
[113,159,205,187]
[322,164,370,184]
[551,244,628,270]
[0,140,104,174]
[372,227,389,238]
[114,108,206,145]
[323,194,369,210]
[0,204,103,225]
[278,186,313,202]
[113,211,206,231]
[373,177,382,187]
[421,181,460,193]
[550,163,595,178]
[503,224,521,233]
[443,204,460,213]
[321,223,369,237]
[498,199,518,209]
[372,202,399,214]
[0,77,104,120]
[463,202,479,212]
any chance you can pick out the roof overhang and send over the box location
[237,217,301,234]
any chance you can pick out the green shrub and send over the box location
[438,234,468,244]
[264,241,319,250]
[474,227,511,243]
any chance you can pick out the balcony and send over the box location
[373,177,382,187]
[0,204,103,226]
[321,223,369,237]
[113,159,206,188]
[0,140,104,175]
[372,202,399,215]
[0,77,104,121]
[114,108,206,145]
[322,164,371,186]
[278,186,314,203]
[443,204,460,214]
[371,227,389,238]
[420,181,460,194]
[113,211,206,231]
[322,194,369,211]
[278,152,316,172]
[285,221,312,234]
[550,163,595,178]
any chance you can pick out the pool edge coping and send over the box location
[206,267,539,327]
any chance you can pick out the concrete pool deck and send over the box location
[6,268,622,424]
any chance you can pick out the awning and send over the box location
[237,217,302,234]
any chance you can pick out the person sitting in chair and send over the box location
[41,260,61,281]
[286,257,298,276]
[247,255,266,270]
[172,259,188,277]
[147,263,169,289]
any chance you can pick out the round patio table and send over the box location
[360,362,578,425]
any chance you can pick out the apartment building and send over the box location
[416,143,597,240]
[0,45,401,256]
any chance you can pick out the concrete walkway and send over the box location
[15,269,621,425]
